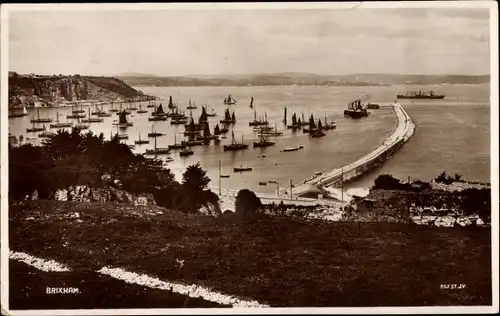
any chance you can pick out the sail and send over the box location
[318,119,323,130]
[292,113,297,125]
[214,124,221,135]
[168,95,174,109]
[199,106,207,123]
[231,112,236,121]
[250,97,254,107]
[228,95,232,103]
[22,106,28,114]
[309,114,316,129]
[204,123,211,137]
[157,104,164,114]
[119,111,128,124]
[224,109,231,120]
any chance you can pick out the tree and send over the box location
[182,162,210,191]
[235,189,263,222]
[373,174,401,190]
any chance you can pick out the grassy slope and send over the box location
[10,201,492,307]
[9,260,225,309]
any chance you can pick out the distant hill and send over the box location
[118,72,490,87]
[8,72,155,107]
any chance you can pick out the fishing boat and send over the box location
[223,130,248,151]
[148,125,165,138]
[8,106,28,118]
[127,100,138,111]
[112,111,132,127]
[145,136,171,155]
[249,109,269,126]
[135,133,150,145]
[74,118,89,130]
[147,100,156,108]
[234,165,252,172]
[311,129,326,138]
[220,175,230,178]
[249,96,254,108]
[171,117,188,125]
[167,96,176,110]
[179,147,194,157]
[287,113,301,130]
[366,102,380,109]
[148,115,168,121]
[198,106,209,124]
[214,124,221,136]
[220,108,236,124]
[282,145,304,152]
[116,133,129,140]
[253,133,275,148]
[220,124,229,134]
[71,103,85,114]
[137,103,148,114]
[26,123,46,133]
[344,99,369,119]
[258,181,267,186]
[152,103,166,117]
[253,125,273,131]
[82,107,104,123]
[50,111,72,128]
[168,134,185,149]
[206,107,217,117]
[186,99,197,110]
[258,123,283,137]
[397,90,444,99]
[39,130,56,138]
[30,109,53,123]
[223,94,237,105]
[181,139,204,146]
[202,122,218,141]
[109,101,119,113]
[322,114,337,130]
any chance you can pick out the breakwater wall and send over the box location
[292,103,415,197]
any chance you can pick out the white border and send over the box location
[1,1,498,315]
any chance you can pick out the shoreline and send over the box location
[288,102,416,201]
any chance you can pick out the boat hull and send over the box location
[344,109,369,118]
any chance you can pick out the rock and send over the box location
[54,189,68,201]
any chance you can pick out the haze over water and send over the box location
[9,83,490,194]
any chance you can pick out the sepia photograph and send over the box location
[1,2,498,314]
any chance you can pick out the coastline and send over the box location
[288,103,416,201]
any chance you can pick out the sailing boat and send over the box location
[223,94,237,105]
[249,107,266,126]
[220,108,235,124]
[112,110,132,127]
[187,98,197,110]
[26,121,46,133]
[145,136,171,155]
[135,133,150,145]
[168,133,185,149]
[249,96,254,108]
[30,109,53,123]
[253,132,275,148]
[50,111,72,128]
[214,124,221,136]
[310,117,326,138]
[150,103,167,120]
[72,103,85,114]
[114,124,128,140]
[137,103,148,114]
[203,122,218,142]
[109,101,119,113]
[323,113,337,130]
[127,100,138,111]
[167,95,176,110]
[199,106,209,124]
[82,107,104,123]
[8,106,28,118]
[258,122,283,137]
[206,107,217,117]
[180,146,194,157]
[147,99,156,108]
[287,113,300,129]
[75,117,89,130]
[223,130,248,151]
[147,125,165,138]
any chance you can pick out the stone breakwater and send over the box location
[289,103,415,201]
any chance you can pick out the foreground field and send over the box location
[10,200,492,308]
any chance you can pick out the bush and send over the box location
[373,174,402,190]
[235,189,263,222]
[434,171,461,185]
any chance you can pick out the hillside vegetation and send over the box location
[8,73,154,107]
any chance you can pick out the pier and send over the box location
[287,102,416,201]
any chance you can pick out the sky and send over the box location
[7,5,492,76]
